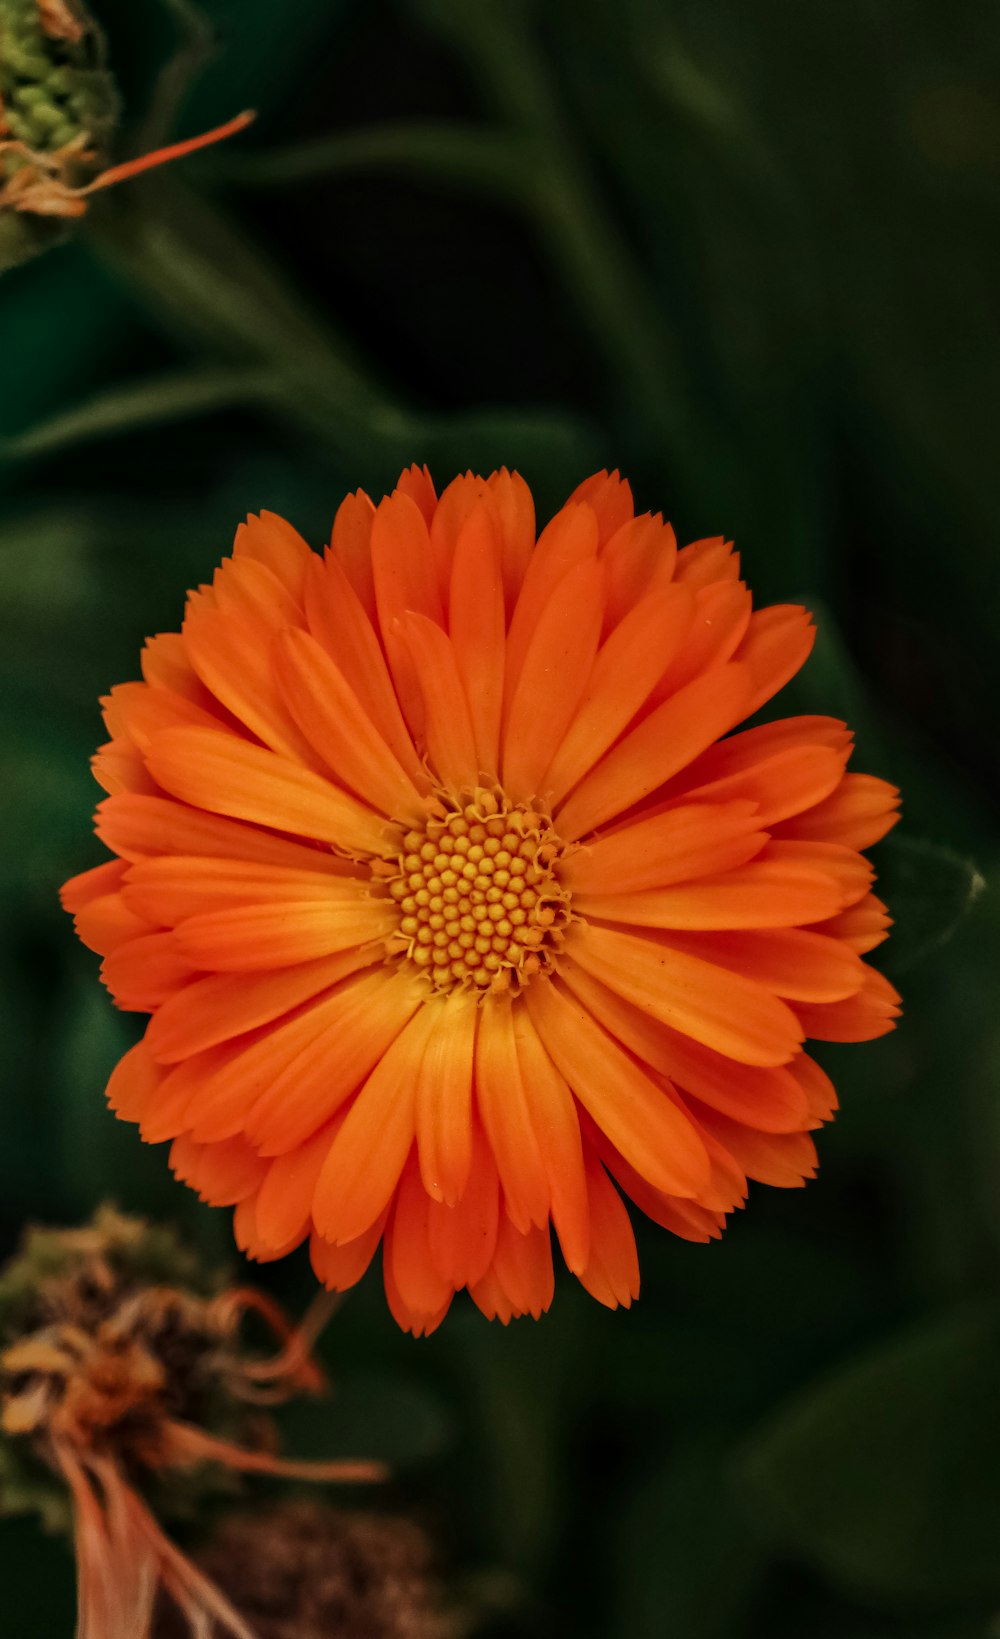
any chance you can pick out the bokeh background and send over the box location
[1,1,998,1634]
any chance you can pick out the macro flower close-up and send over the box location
[3,3,996,1632]
[62,466,900,1335]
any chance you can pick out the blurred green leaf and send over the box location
[51,976,162,1217]
[277,1370,454,1470]
[1,366,279,463]
[737,1302,1000,1606]
[616,1442,767,1639]
[215,122,531,195]
[878,837,986,973]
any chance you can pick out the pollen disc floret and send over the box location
[377,787,570,994]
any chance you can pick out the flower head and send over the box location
[63,468,901,1334]
[154,1499,451,1639]
[0,1207,381,1638]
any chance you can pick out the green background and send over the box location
[1,1,998,1633]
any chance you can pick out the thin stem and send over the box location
[165,1420,387,1485]
[82,183,594,477]
[139,0,219,153]
[0,365,279,462]
[416,0,697,457]
[214,121,530,198]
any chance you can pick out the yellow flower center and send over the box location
[377,788,570,994]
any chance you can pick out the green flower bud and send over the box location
[0,0,117,161]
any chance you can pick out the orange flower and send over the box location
[62,468,901,1334]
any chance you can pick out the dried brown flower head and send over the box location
[156,1500,455,1639]
[0,1207,382,1638]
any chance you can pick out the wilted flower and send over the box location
[154,1499,453,1639]
[0,1207,381,1638]
[63,468,901,1334]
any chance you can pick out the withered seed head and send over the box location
[0,1206,351,1531]
[155,1500,456,1639]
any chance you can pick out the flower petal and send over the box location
[101,681,221,750]
[474,996,550,1233]
[95,793,351,872]
[138,1051,225,1142]
[274,626,425,822]
[590,1126,730,1243]
[371,490,444,733]
[512,1008,590,1274]
[312,1003,439,1245]
[563,921,803,1067]
[766,839,873,907]
[659,928,867,1003]
[448,506,506,779]
[61,858,128,913]
[490,1214,554,1318]
[542,582,695,806]
[141,630,220,712]
[502,557,604,801]
[677,744,847,826]
[243,968,424,1154]
[504,502,599,713]
[310,1212,387,1293]
[670,715,852,793]
[575,1152,640,1309]
[328,489,376,618]
[73,891,153,956]
[568,469,634,544]
[794,966,901,1041]
[487,467,536,616]
[145,727,390,854]
[600,513,677,633]
[92,739,164,796]
[182,602,323,769]
[415,987,478,1205]
[101,932,196,1011]
[304,552,426,788]
[174,897,395,972]
[815,892,892,954]
[649,579,751,701]
[558,960,811,1132]
[524,977,712,1197]
[736,605,816,715]
[430,473,497,602]
[386,1157,454,1318]
[233,510,312,601]
[146,947,378,1062]
[212,553,301,628]
[106,1039,162,1123]
[169,1132,267,1206]
[254,1120,343,1253]
[775,773,901,849]
[561,801,764,896]
[426,1114,500,1289]
[573,852,845,930]
[675,536,739,587]
[122,855,365,924]
[400,612,479,788]
[395,462,437,527]
[555,662,752,843]
[687,1102,818,1188]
